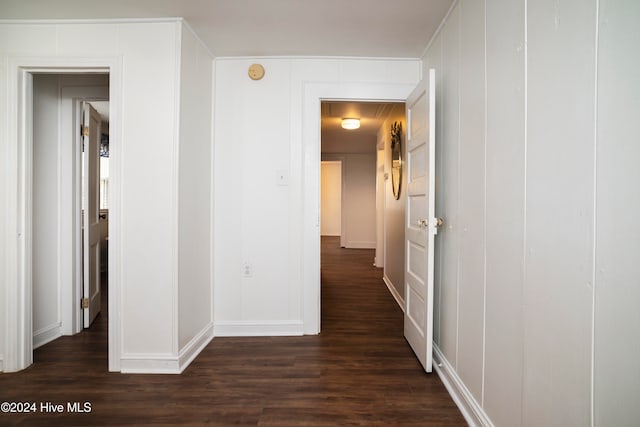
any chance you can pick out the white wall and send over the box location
[322,153,376,249]
[375,148,384,268]
[32,74,61,349]
[424,0,640,425]
[377,104,407,303]
[594,0,640,424]
[0,19,213,373]
[115,22,178,364]
[177,24,214,358]
[320,161,342,236]
[213,57,419,336]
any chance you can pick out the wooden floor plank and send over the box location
[0,236,465,426]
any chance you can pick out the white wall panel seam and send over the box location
[55,75,62,330]
[110,46,124,371]
[437,33,444,351]
[590,1,600,425]
[208,55,216,326]
[172,21,182,356]
[481,0,488,409]
[455,1,462,372]
[521,1,529,425]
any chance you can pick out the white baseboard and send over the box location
[0,354,3,372]
[433,344,494,427]
[120,353,181,374]
[213,320,304,337]
[120,324,215,374]
[383,275,405,312]
[33,323,62,349]
[178,323,214,373]
[344,240,376,249]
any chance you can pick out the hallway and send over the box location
[0,237,464,426]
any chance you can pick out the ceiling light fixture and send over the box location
[341,118,360,130]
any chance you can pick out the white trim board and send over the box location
[213,321,304,337]
[33,323,62,350]
[120,325,214,374]
[344,240,376,249]
[433,344,495,427]
[2,56,123,373]
[120,354,181,375]
[383,275,405,312]
[178,324,214,373]
[0,18,185,25]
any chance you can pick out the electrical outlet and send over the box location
[242,261,252,277]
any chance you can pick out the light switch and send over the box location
[276,170,289,186]
[242,261,252,277]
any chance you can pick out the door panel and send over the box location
[83,103,101,328]
[409,144,427,181]
[404,69,436,372]
[407,243,427,298]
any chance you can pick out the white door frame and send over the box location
[3,56,122,372]
[302,82,416,334]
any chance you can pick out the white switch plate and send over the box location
[242,261,252,277]
[276,170,289,186]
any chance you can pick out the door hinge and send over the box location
[81,298,89,309]
[82,126,89,137]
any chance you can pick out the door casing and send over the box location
[3,56,122,372]
[302,81,416,334]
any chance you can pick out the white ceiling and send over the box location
[1,1,446,142]
[321,101,398,135]
[0,0,453,57]
[321,101,403,154]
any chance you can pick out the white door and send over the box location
[404,69,437,372]
[83,102,102,327]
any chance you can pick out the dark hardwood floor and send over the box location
[0,236,465,426]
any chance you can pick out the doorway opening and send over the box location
[308,76,435,372]
[319,100,407,314]
[301,82,415,334]
[3,58,122,374]
[31,73,110,354]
